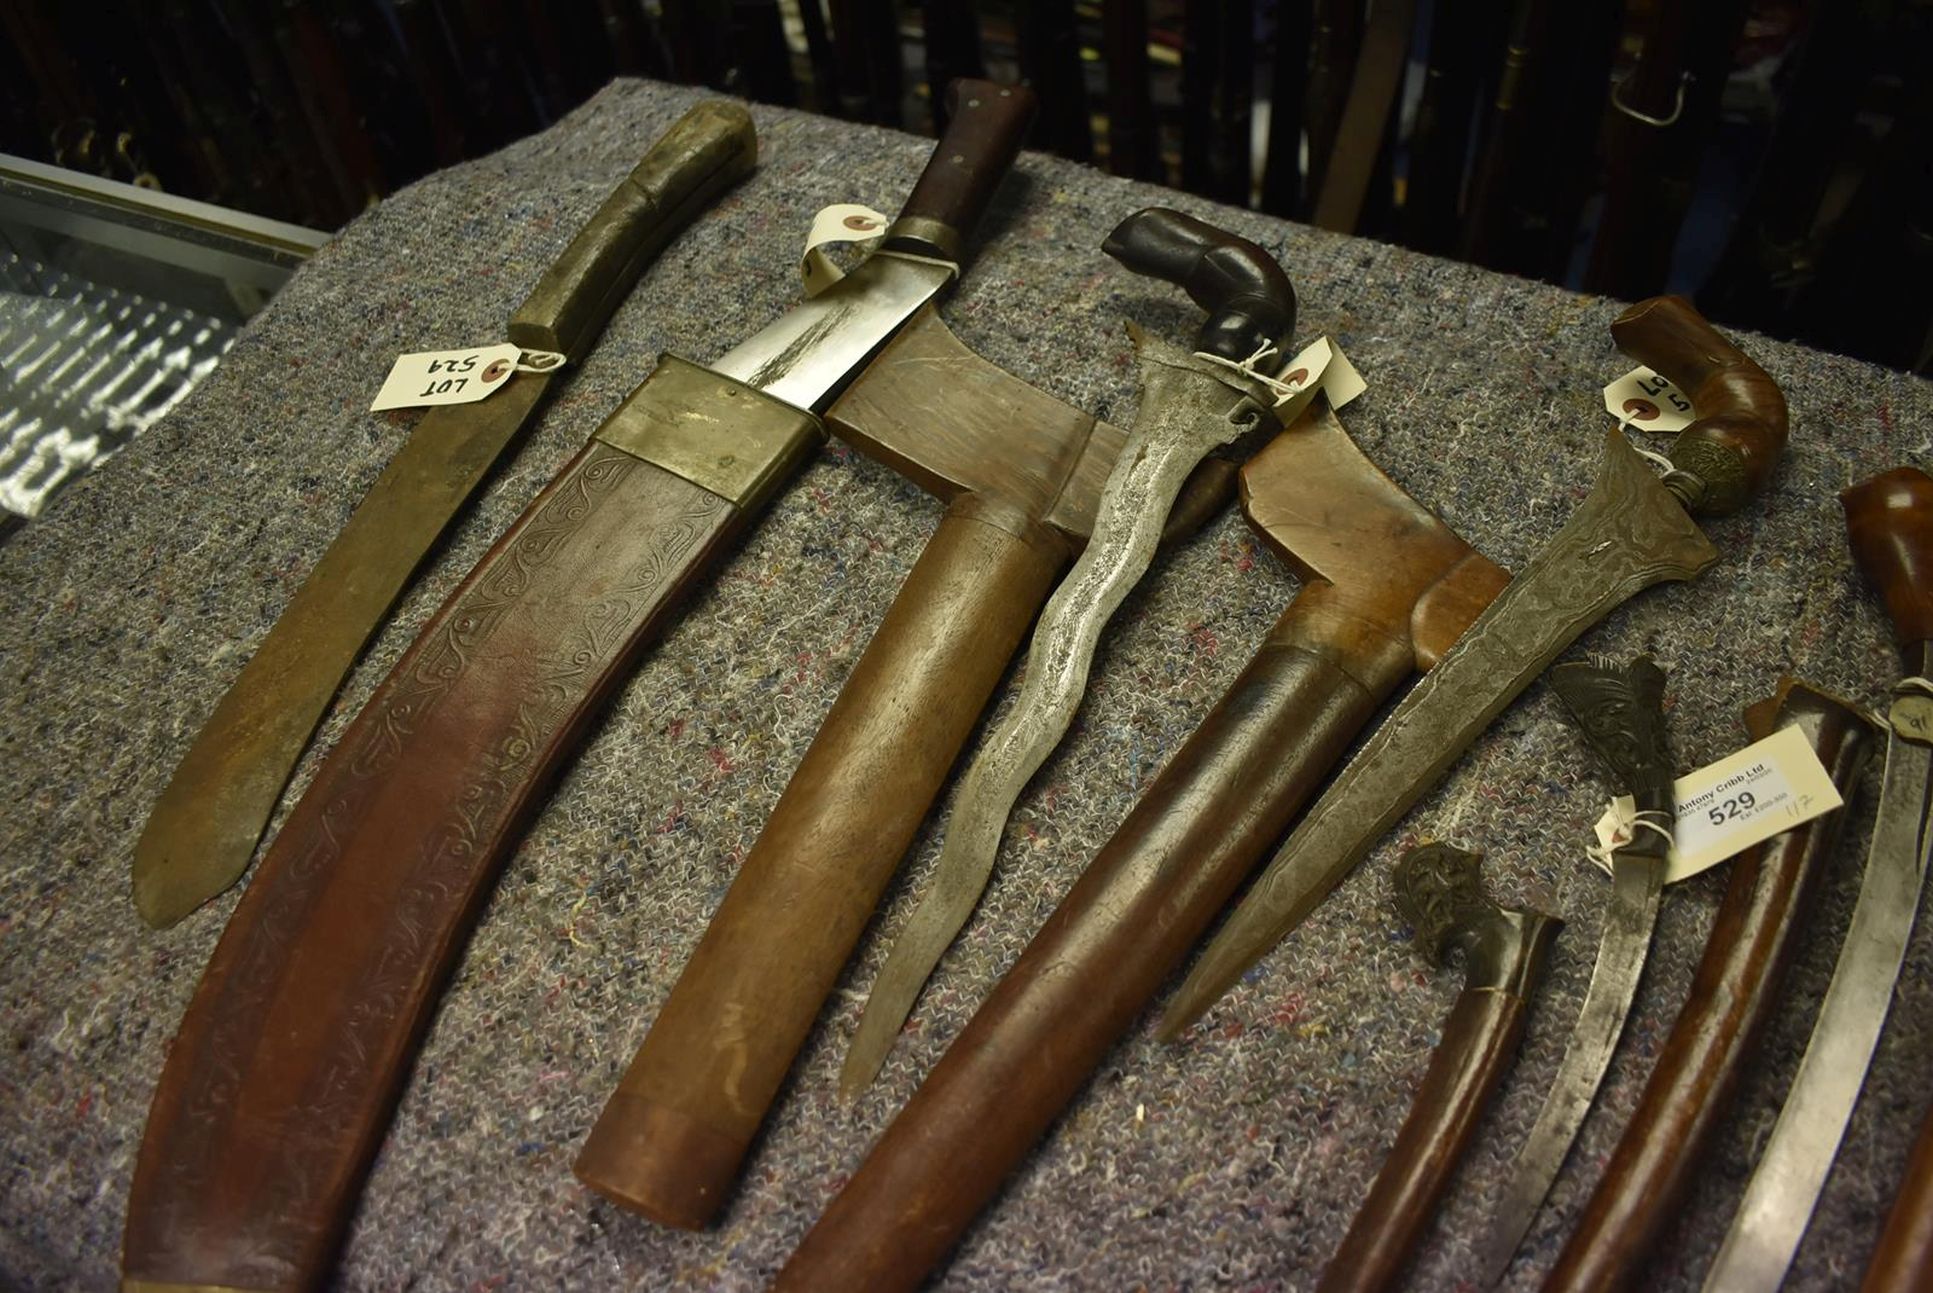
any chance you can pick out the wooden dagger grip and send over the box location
[884,79,1036,259]
[1319,985,1537,1293]
[774,595,1402,1293]
[1863,1098,1933,1293]
[575,492,1067,1230]
[123,445,754,1292]
[1545,681,1877,1293]
[1842,466,1933,653]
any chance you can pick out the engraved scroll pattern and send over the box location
[146,446,733,1280]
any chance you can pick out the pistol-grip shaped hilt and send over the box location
[1549,656,1675,852]
[1842,466,1933,658]
[1396,843,1552,995]
[1101,207,1298,362]
[1610,295,1788,518]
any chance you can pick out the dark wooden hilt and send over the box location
[772,403,1511,1293]
[1318,844,1558,1293]
[883,79,1036,261]
[1101,206,1298,361]
[1547,679,1879,1292]
[1842,466,1933,672]
[574,212,1264,1228]
[1549,656,1676,859]
[1610,294,1788,517]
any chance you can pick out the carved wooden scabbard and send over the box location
[1318,844,1558,1293]
[1544,679,1879,1293]
[772,406,1509,1293]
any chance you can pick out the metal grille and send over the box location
[0,251,232,522]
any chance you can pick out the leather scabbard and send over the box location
[1545,679,1879,1293]
[123,367,819,1292]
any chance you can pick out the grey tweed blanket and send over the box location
[2,79,1929,1290]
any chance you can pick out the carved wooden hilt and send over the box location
[1842,466,1933,668]
[1101,207,1298,361]
[1396,843,1557,995]
[1610,295,1788,517]
[1549,656,1676,858]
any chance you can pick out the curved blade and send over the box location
[1159,431,1717,1036]
[1701,698,1933,1293]
[838,340,1260,1096]
[1476,854,1668,1285]
[132,373,552,927]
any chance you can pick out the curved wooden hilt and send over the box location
[1842,466,1933,666]
[1101,207,1299,361]
[1548,656,1676,858]
[1319,843,1558,1292]
[883,79,1037,260]
[1610,295,1788,517]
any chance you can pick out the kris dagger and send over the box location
[838,208,1299,1093]
[122,81,1036,1293]
[133,99,758,928]
[1159,296,1789,1037]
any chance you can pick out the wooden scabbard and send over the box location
[575,492,1068,1228]
[122,435,792,1292]
[1320,985,1539,1293]
[1864,1098,1933,1293]
[1544,680,1878,1293]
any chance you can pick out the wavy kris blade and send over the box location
[837,334,1269,1096]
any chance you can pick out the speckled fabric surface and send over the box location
[2,78,1930,1291]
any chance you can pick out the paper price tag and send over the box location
[801,203,891,297]
[1603,365,1694,434]
[1590,724,1844,884]
[1265,336,1367,423]
[371,343,525,411]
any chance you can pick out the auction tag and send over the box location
[1590,724,1843,883]
[801,202,891,296]
[1603,365,1694,434]
[1266,336,1367,423]
[371,343,524,411]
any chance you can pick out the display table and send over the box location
[2,78,1928,1290]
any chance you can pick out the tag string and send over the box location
[1586,806,1675,869]
[515,348,566,373]
[1193,340,1303,406]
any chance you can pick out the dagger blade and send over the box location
[1701,690,1933,1293]
[1159,430,1718,1036]
[1477,853,1668,1285]
[838,337,1272,1095]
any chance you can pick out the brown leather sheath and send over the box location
[1864,1098,1933,1293]
[773,408,1509,1292]
[123,404,814,1290]
[1544,679,1879,1293]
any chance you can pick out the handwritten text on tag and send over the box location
[1602,365,1694,434]
[1590,724,1843,884]
[371,343,523,412]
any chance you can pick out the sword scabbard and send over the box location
[1546,680,1879,1292]
[574,490,1068,1228]
[1865,1101,1933,1293]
